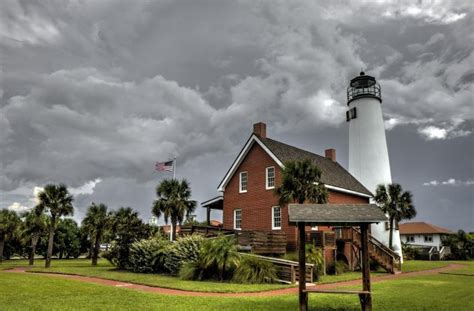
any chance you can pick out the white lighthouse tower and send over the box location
[346,72,402,258]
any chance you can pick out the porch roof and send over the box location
[288,204,387,226]
[201,196,223,210]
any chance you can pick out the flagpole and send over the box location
[173,157,176,179]
[170,157,176,241]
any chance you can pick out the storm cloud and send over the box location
[1,0,472,230]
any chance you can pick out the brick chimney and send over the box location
[325,148,336,162]
[253,122,267,138]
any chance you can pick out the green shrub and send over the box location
[305,244,324,278]
[201,235,240,281]
[232,255,277,284]
[335,260,348,275]
[179,257,211,281]
[179,235,240,281]
[164,234,205,275]
[129,237,170,273]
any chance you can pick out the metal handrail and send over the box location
[347,83,381,103]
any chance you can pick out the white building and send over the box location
[346,71,403,257]
[399,222,453,250]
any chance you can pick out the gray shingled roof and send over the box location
[288,204,387,224]
[259,137,372,196]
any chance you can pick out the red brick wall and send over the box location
[222,142,370,249]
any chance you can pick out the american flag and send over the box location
[155,160,174,172]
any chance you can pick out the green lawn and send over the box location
[1,266,473,311]
[1,259,466,293]
[2,259,290,293]
[401,260,452,273]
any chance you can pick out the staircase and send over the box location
[349,227,402,274]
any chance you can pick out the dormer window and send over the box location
[266,167,275,189]
[239,171,248,193]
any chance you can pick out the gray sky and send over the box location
[1,0,473,231]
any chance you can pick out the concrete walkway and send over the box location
[3,264,465,297]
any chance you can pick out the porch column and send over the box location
[206,206,211,226]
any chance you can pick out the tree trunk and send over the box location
[172,220,177,241]
[0,236,5,264]
[46,218,56,268]
[221,255,227,281]
[389,217,394,250]
[92,232,101,266]
[29,235,39,266]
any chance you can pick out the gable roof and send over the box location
[399,222,454,235]
[217,134,372,197]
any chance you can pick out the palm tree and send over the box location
[374,183,416,250]
[82,203,109,266]
[0,209,21,263]
[35,184,74,268]
[108,207,149,269]
[201,235,240,281]
[21,209,48,265]
[275,159,328,205]
[152,179,196,241]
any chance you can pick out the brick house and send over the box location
[203,122,373,252]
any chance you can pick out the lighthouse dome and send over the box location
[347,72,382,105]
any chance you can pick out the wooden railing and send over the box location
[308,231,336,249]
[243,253,314,284]
[181,226,287,255]
[236,231,287,254]
[180,225,235,237]
[345,227,401,274]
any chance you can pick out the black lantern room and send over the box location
[347,72,382,105]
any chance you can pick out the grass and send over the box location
[402,260,452,273]
[1,264,473,310]
[2,259,290,293]
[1,258,464,292]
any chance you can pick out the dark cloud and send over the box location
[1,0,472,230]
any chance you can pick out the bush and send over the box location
[335,260,348,274]
[179,257,211,281]
[165,234,205,275]
[129,237,170,273]
[305,244,324,278]
[179,235,240,281]
[232,255,277,284]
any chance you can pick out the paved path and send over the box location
[3,264,465,297]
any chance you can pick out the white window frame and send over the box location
[266,166,275,190]
[234,209,242,230]
[424,235,432,243]
[239,171,248,193]
[272,206,281,230]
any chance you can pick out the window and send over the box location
[272,206,281,230]
[424,235,433,243]
[346,107,357,122]
[234,209,242,230]
[239,172,248,193]
[266,167,275,189]
[311,226,319,231]
[407,235,415,242]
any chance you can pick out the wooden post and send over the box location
[322,232,326,275]
[360,223,372,311]
[291,265,296,284]
[298,222,308,311]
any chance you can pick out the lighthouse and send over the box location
[346,72,402,258]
